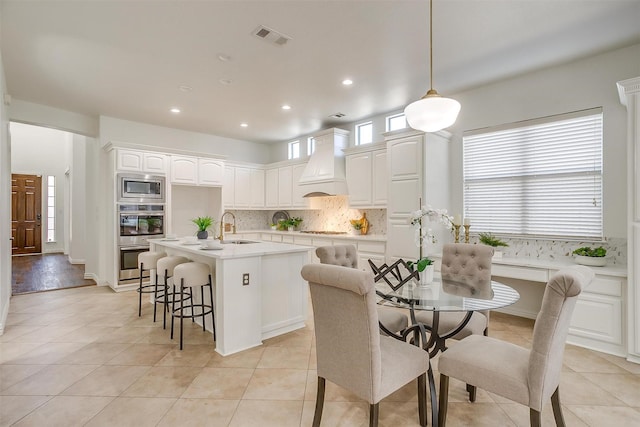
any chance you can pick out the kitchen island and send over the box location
[149,238,312,356]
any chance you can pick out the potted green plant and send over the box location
[283,217,303,231]
[191,216,215,240]
[270,222,277,231]
[349,221,363,235]
[478,232,509,259]
[407,257,434,286]
[573,246,607,267]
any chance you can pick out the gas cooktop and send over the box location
[299,230,348,235]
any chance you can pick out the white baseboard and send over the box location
[68,256,85,265]
[0,298,10,336]
[494,306,538,320]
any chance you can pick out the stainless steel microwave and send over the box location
[117,173,165,203]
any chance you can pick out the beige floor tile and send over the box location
[157,398,239,427]
[599,352,640,374]
[567,405,640,426]
[12,396,115,427]
[48,325,119,343]
[229,399,303,427]
[92,325,155,344]
[437,375,495,404]
[8,324,83,344]
[84,396,176,427]
[0,325,41,342]
[122,366,201,397]
[61,365,150,396]
[3,313,34,326]
[244,368,308,400]
[133,325,177,345]
[580,373,640,407]
[8,342,87,365]
[0,342,47,365]
[441,402,517,426]
[380,400,429,426]
[1,364,98,396]
[0,365,47,391]
[559,372,627,406]
[499,402,589,427]
[0,395,51,426]
[301,400,369,427]
[263,328,313,348]
[56,342,131,365]
[105,343,175,365]
[563,345,629,373]
[257,345,311,369]
[182,367,254,399]
[155,344,215,367]
[207,346,265,368]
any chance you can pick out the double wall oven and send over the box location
[117,173,166,284]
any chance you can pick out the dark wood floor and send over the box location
[11,253,95,295]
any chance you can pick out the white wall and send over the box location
[10,99,98,137]
[99,116,271,164]
[0,34,11,334]
[10,123,71,253]
[170,186,222,238]
[69,134,87,263]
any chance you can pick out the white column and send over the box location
[617,77,640,363]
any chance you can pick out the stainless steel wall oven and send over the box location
[118,204,165,284]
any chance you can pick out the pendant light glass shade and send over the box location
[404,90,461,132]
[405,0,460,133]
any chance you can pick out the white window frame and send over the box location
[463,108,603,240]
[386,113,407,132]
[47,175,56,242]
[355,121,373,146]
[307,137,315,156]
[287,140,300,159]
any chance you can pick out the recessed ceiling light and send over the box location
[217,53,231,62]
[170,108,181,114]
[178,85,192,92]
[219,79,233,85]
[281,105,291,110]
[240,123,248,128]
[342,79,353,86]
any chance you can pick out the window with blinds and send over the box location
[463,108,603,240]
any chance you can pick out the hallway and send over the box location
[11,254,95,295]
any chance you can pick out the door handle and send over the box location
[36,214,41,220]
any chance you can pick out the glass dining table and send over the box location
[375,272,521,358]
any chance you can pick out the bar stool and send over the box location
[156,256,190,329]
[171,262,216,350]
[137,251,166,318]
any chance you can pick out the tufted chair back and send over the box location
[316,245,358,269]
[441,243,493,288]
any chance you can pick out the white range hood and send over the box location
[298,128,350,197]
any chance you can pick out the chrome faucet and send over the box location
[218,211,236,242]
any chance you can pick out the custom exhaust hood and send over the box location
[298,128,350,197]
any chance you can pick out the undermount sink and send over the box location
[220,240,258,245]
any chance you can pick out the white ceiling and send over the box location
[2,0,639,144]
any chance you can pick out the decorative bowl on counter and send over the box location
[574,255,607,267]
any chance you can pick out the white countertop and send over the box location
[237,229,388,243]
[150,237,312,260]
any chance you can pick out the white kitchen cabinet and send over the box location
[291,163,307,207]
[198,158,224,186]
[265,169,278,208]
[234,167,251,207]
[345,143,387,208]
[171,156,198,184]
[278,166,293,207]
[357,241,386,273]
[117,149,167,174]
[250,168,265,208]
[223,166,235,207]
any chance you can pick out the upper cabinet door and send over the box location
[170,156,198,185]
[372,150,387,206]
[250,168,265,208]
[278,166,293,207]
[198,158,224,186]
[291,163,307,207]
[265,169,279,208]
[117,150,144,172]
[223,166,235,207]
[143,153,167,174]
[346,152,373,206]
[234,167,251,207]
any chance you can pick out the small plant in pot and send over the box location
[349,221,363,235]
[407,257,434,286]
[478,232,509,259]
[191,216,215,240]
[573,246,607,267]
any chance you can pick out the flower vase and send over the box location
[419,265,434,287]
[197,230,208,240]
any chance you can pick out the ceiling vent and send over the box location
[252,25,291,47]
[329,112,346,119]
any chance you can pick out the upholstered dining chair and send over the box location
[437,266,594,427]
[316,245,409,335]
[301,263,431,427]
[414,243,494,343]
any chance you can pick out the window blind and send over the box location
[463,108,603,240]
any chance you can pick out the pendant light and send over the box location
[404,0,460,133]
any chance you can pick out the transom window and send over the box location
[355,121,373,145]
[386,113,407,132]
[307,137,315,155]
[463,108,603,240]
[288,140,300,159]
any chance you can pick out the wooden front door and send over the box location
[11,174,42,255]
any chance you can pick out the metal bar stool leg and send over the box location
[138,263,144,317]
[180,281,185,350]
[209,275,216,341]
